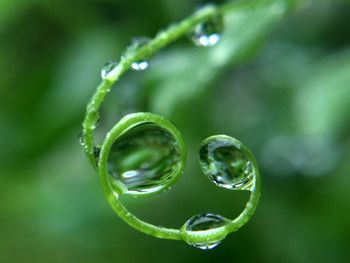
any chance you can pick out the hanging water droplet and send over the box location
[199,135,256,190]
[93,146,101,165]
[127,37,151,71]
[182,213,229,250]
[101,61,117,80]
[78,131,85,146]
[107,122,181,195]
[189,14,223,47]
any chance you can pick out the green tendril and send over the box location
[80,0,296,249]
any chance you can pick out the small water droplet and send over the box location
[93,146,101,165]
[107,122,181,195]
[199,135,256,190]
[78,131,85,146]
[190,14,223,47]
[101,61,117,80]
[127,37,151,71]
[182,213,228,250]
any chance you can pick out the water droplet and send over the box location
[199,135,256,190]
[190,14,223,47]
[101,61,117,80]
[78,131,85,146]
[128,36,151,48]
[127,37,151,71]
[182,213,228,250]
[107,122,181,195]
[93,146,101,165]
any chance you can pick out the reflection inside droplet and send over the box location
[197,33,221,47]
[131,60,149,71]
[199,135,256,190]
[107,122,181,195]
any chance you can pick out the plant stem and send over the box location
[82,0,291,243]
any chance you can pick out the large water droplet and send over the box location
[190,14,223,47]
[101,61,117,80]
[107,122,181,195]
[127,37,151,71]
[182,213,228,250]
[199,135,256,190]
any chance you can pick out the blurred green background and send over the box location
[1,0,350,262]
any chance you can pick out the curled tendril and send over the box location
[82,1,265,249]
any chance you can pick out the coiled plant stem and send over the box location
[81,0,290,244]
